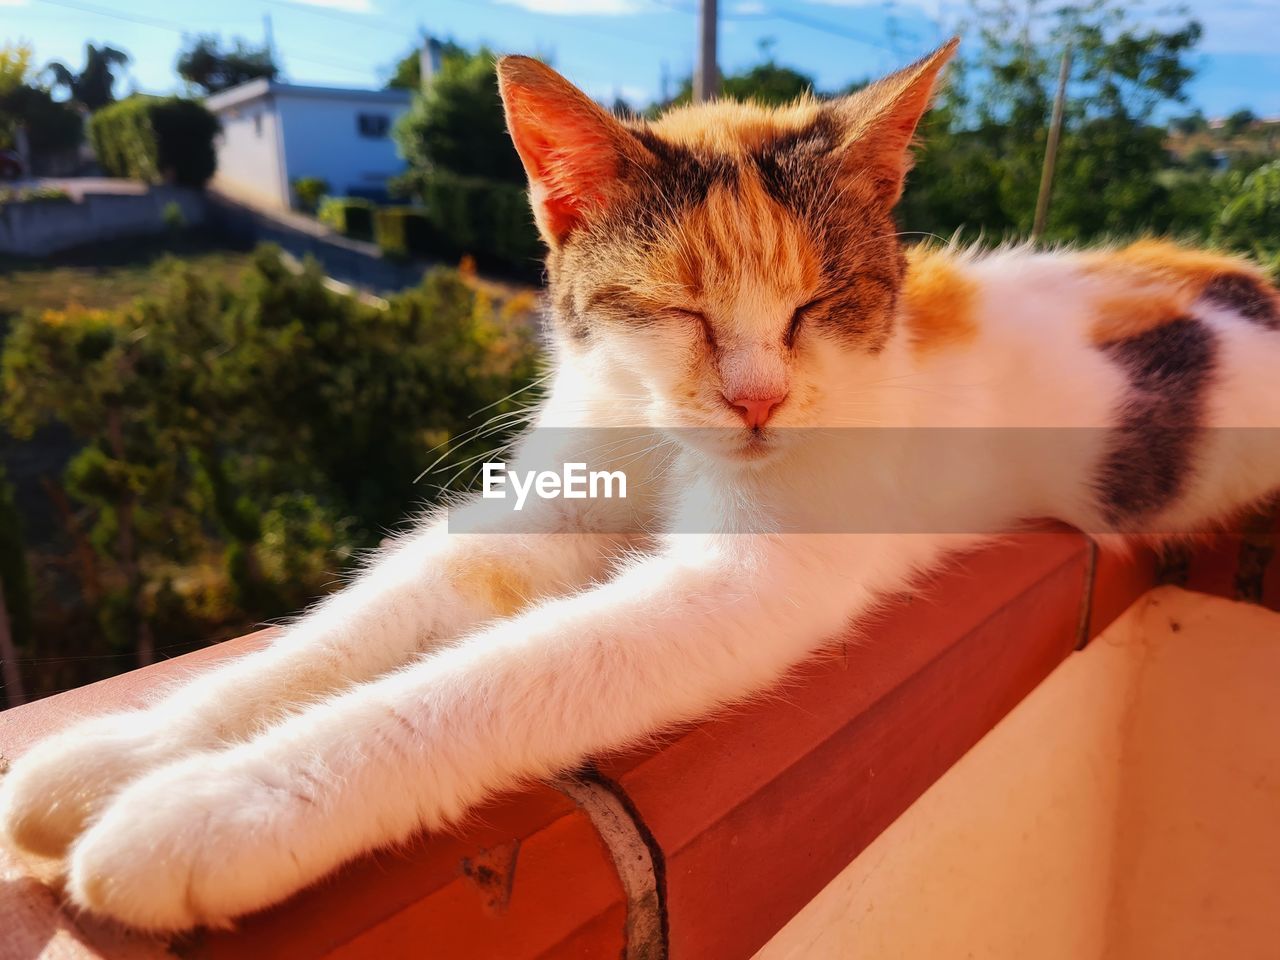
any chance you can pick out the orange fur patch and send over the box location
[1103,239,1270,289]
[1089,286,1195,344]
[645,172,822,315]
[900,247,979,355]
[1081,239,1278,344]
[451,556,532,619]
[647,99,823,155]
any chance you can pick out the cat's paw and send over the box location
[67,752,316,931]
[0,712,172,859]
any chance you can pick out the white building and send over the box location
[205,80,413,211]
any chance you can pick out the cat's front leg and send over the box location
[0,517,626,860]
[65,534,930,931]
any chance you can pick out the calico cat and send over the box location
[4,39,1280,931]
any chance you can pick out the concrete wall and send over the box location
[210,97,289,210]
[0,187,206,257]
[755,587,1280,960]
[206,193,427,295]
[276,92,408,200]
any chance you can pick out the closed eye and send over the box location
[670,307,716,350]
[786,297,826,348]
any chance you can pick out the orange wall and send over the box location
[755,587,1280,960]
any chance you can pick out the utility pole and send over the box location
[263,13,276,65]
[1032,46,1071,243]
[420,36,442,92]
[694,0,718,103]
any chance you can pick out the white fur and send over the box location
[3,246,1278,930]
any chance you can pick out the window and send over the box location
[357,112,391,139]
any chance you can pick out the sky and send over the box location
[3,0,1279,119]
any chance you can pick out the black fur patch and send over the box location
[1201,273,1280,330]
[1095,317,1218,528]
[630,130,738,212]
[753,114,841,214]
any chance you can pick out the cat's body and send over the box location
[3,42,1280,932]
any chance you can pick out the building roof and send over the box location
[205,79,413,114]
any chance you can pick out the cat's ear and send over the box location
[497,56,650,247]
[827,38,958,206]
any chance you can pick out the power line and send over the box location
[259,0,410,38]
[30,0,376,78]
[754,5,897,52]
[30,0,254,34]
[436,0,677,53]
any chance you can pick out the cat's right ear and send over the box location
[497,56,649,248]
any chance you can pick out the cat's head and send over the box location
[497,41,956,463]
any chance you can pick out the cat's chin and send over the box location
[669,429,787,468]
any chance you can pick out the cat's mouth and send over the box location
[656,416,790,466]
[698,427,786,467]
[731,430,776,461]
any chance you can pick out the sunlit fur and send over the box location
[5,43,1280,934]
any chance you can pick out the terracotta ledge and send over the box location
[10,527,1250,960]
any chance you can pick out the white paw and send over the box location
[67,751,321,932]
[0,712,172,859]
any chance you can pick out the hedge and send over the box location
[318,197,375,240]
[374,207,441,259]
[417,170,542,278]
[0,186,72,206]
[292,176,329,214]
[88,96,219,187]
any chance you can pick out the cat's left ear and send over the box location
[827,38,959,206]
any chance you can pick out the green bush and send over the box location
[0,246,540,694]
[318,196,375,240]
[162,200,186,232]
[412,170,542,277]
[292,176,328,214]
[0,84,82,156]
[0,185,71,205]
[374,206,440,259]
[1213,161,1280,259]
[88,95,219,187]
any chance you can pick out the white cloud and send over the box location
[731,0,766,14]
[290,0,374,12]
[0,0,30,6]
[495,0,649,14]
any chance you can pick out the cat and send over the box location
[4,39,1280,932]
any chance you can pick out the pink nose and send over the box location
[725,393,786,429]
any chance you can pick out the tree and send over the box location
[1169,110,1207,136]
[0,41,34,97]
[45,43,129,111]
[1,247,538,679]
[900,0,1204,243]
[665,41,817,108]
[1223,108,1257,138]
[393,45,524,185]
[0,41,82,157]
[1213,160,1280,260]
[384,37,468,91]
[0,83,82,155]
[177,35,277,96]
